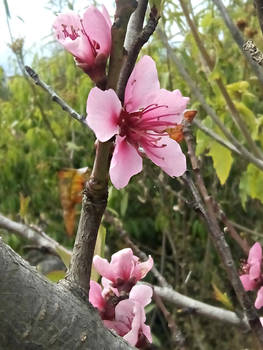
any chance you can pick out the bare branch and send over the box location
[182,122,263,344]
[25,66,86,126]
[0,213,72,258]
[154,286,249,329]
[212,0,263,85]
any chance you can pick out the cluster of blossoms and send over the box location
[53,6,189,189]
[89,248,153,348]
[240,242,263,309]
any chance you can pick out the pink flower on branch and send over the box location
[93,248,153,293]
[103,285,153,347]
[86,55,189,189]
[53,6,111,83]
[240,242,262,291]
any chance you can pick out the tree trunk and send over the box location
[0,238,134,350]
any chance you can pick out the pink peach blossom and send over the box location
[53,6,111,81]
[93,248,153,292]
[89,280,106,311]
[86,55,189,189]
[255,286,263,309]
[240,242,262,291]
[103,285,153,346]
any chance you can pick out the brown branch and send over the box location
[153,292,187,349]
[0,213,72,259]
[212,0,263,86]
[117,7,160,102]
[182,121,263,344]
[254,0,263,37]
[65,0,138,298]
[25,66,87,126]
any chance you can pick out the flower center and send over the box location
[118,104,178,159]
[58,20,100,58]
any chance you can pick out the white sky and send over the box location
[0,0,115,74]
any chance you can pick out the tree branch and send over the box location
[212,0,263,86]
[0,238,134,349]
[153,286,249,329]
[25,66,86,126]
[117,6,160,102]
[182,122,263,344]
[179,0,263,159]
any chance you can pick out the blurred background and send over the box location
[1,0,263,348]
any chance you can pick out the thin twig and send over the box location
[212,0,263,86]
[182,121,263,344]
[117,7,160,102]
[153,291,187,349]
[193,119,241,155]
[0,213,72,259]
[25,66,86,125]
[254,0,263,37]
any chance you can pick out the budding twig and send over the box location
[25,66,86,126]
[182,121,263,344]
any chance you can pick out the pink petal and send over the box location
[249,261,261,280]
[101,5,112,29]
[63,35,94,64]
[101,277,119,297]
[129,285,153,307]
[124,56,160,112]
[255,287,263,309]
[53,12,94,63]
[86,88,121,142]
[141,324,152,343]
[144,89,189,127]
[110,136,143,189]
[103,320,130,336]
[240,274,257,291]
[93,255,115,281]
[109,248,135,281]
[142,135,186,177]
[83,6,112,55]
[124,302,145,346]
[93,248,134,282]
[248,242,262,264]
[89,281,105,310]
[53,12,81,40]
[133,256,153,281]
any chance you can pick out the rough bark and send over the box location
[0,238,134,350]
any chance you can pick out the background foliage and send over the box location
[1,0,263,348]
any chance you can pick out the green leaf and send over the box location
[55,245,72,269]
[120,191,129,217]
[46,270,66,283]
[90,224,106,282]
[239,164,263,206]
[208,141,233,185]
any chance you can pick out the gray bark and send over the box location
[0,238,134,350]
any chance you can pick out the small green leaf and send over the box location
[208,142,233,185]
[90,224,106,282]
[46,270,66,283]
[55,245,72,269]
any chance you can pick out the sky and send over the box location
[0,0,115,75]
